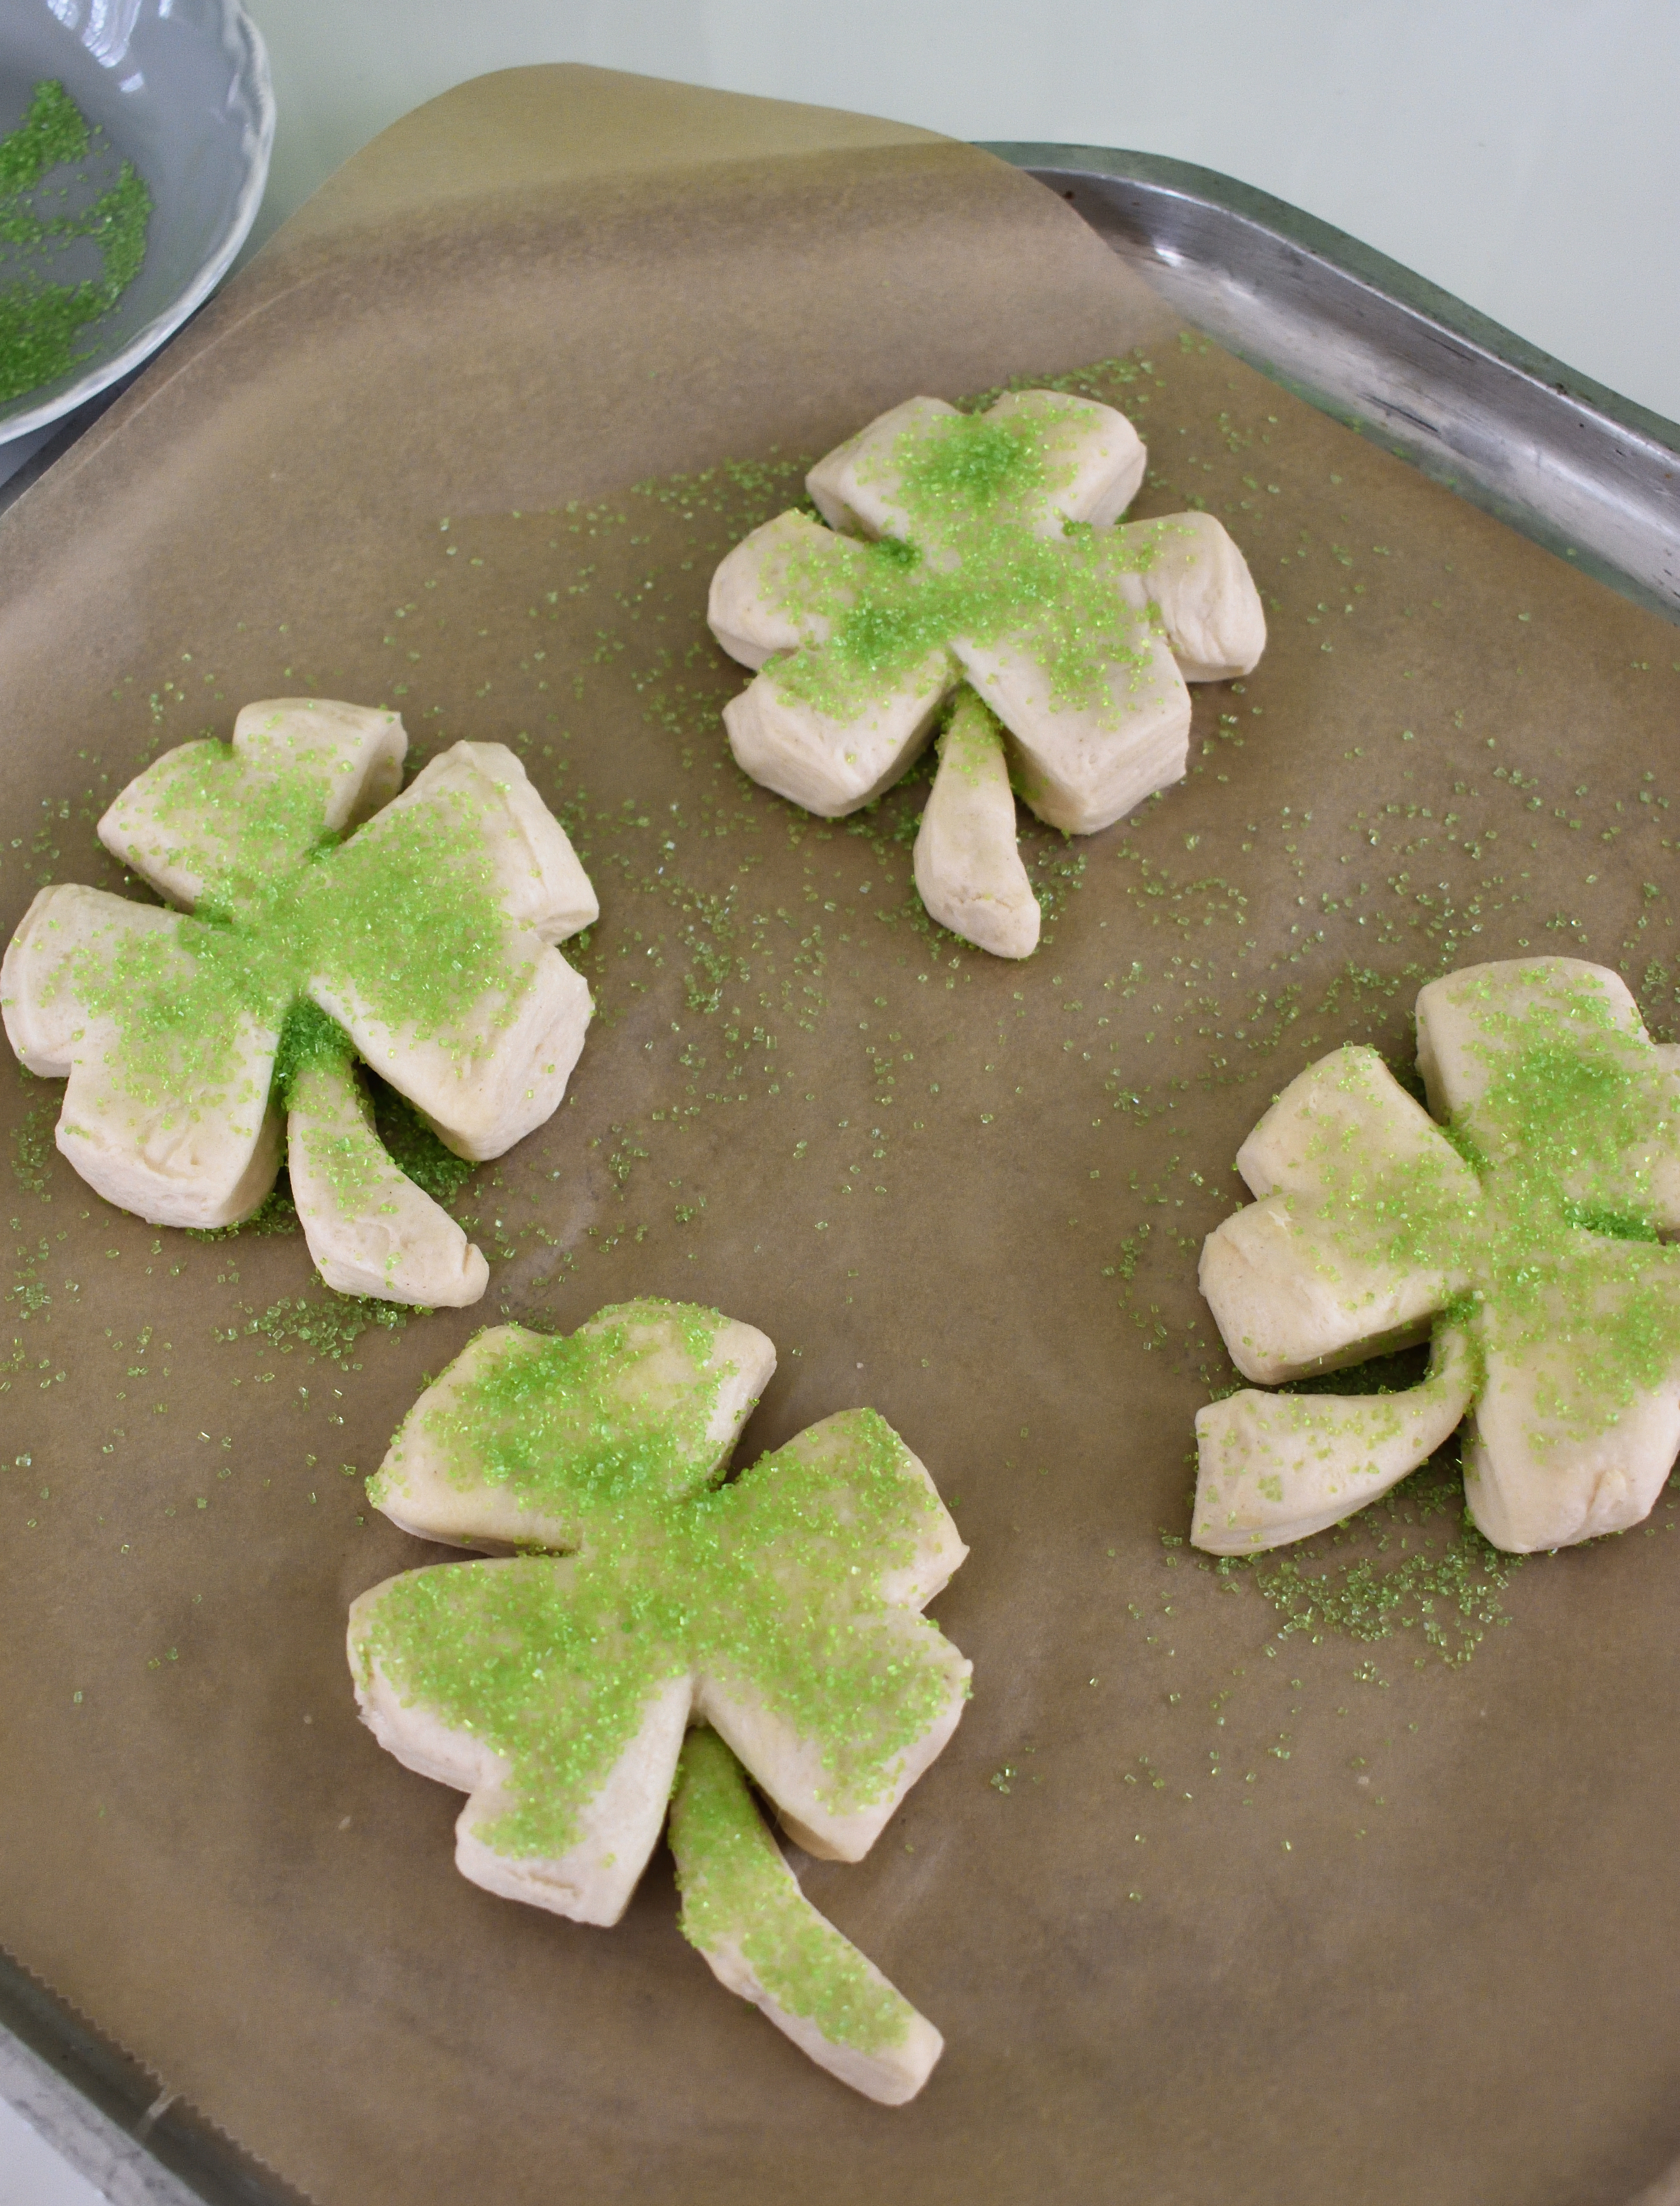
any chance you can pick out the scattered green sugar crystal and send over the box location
[10,1097,53,1195]
[371,1085,475,1207]
[229,1290,409,1366]
[271,998,354,1107]
[0,81,152,407]
[1219,1451,1526,1664]
[670,1728,912,2057]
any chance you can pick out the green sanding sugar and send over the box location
[670,1727,912,2057]
[768,398,1166,725]
[10,1096,52,1194]
[222,1290,410,1366]
[371,1086,475,1208]
[0,78,87,192]
[1216,1453,1524,1664]
[0,81,152,407]
[361,1348,951,1859]
[271,997,354,1104]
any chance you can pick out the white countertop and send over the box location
[1,2097,101,2206]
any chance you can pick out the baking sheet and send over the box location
[3,63,1680,2206]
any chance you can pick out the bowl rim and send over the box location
[0,0,276,446]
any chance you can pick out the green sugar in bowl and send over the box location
[0,0,272,453]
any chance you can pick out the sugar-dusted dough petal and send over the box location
[452,1672,692,1926]
[707,510,855,670]
[98,698,406,907]
[287,1051,487,1306]
[349,1565,693,1927]
[59,1045,280,1231]
[1202,1045,1477,1382]
[699,1624,968,1864]
[1417,957,1680,1230]
[2,882,281,1229]
[670,1729,943,2106]
[807,390,1145,547]
[1199,1193,1457,1385]
[1463,1261,1680,1550]
[739,1410,967,1615]
[232,697,407,832]
[956,623,1190,836]
[806,395,958,540]
[696,1411,970,1863]
[912,695,1039,959]
[313,940,591,1163]
[1235,1042,1477,1205]
[366,740,597,945]
[981,389,1146,533]
[1,882,175,1075]
[371,1302,777,1552]
[1416,958,1646,1121]
[723,649,956,818]
[1114,511,1266,680]
[306,739,595,1159]
[1192,1323,1476,1553]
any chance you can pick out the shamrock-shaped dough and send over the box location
[349,1298,967,2101]
[0,699,597,1305]
[708,391,1265,957]
[1195,958,1680,1554]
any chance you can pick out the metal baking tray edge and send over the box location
[0,1946,291,2206]
[985,143,1680,627]
[7,141,1680,2206]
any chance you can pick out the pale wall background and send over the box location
[4,0,1675,2198]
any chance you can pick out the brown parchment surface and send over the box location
[3,62,1680,2206]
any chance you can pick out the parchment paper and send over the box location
[3,64,1679,2206]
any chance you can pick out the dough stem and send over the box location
[669,1727,943,2106]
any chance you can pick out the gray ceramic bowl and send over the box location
[0,0,272,445]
